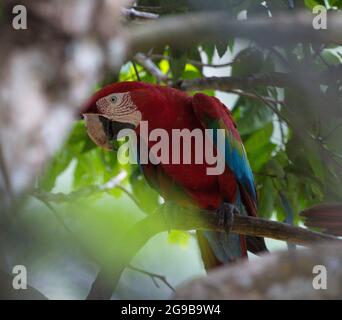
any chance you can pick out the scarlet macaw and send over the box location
[82,82,267,269]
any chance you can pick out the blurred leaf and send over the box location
[227,38,235,53]
[202,44,215,64]
[170,47,187,82]
[167,230,190,248]
[304,0,325,9]
[245,123,276,172]
[182,64,202,80]
[232,47,264,77]
[258,177,275,219]
[188,48,203,73]
[130,171,160,213]
[39,121,94,191]
[233,96,274,136]
[215,40,228,58]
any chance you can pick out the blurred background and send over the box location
[0,0,342,299]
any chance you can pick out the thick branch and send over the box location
[178,72,292,91]
[87,207,339,299]
[178,68,342,92]
[174,241,342,299]
[127,11,342,56]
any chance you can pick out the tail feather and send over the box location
[246,235,268,255]
[197,230,247,271]
[197,185,268,271]
[300,203,342,236]
[238,182,268,254]
[196,231,222,270]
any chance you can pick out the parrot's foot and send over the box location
[216,202,240,233]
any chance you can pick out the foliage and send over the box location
[26,0,342,298]
[42,1,341,224]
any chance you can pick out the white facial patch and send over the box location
[96,92,141,126]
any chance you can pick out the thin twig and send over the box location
[31,171,128,204]
[122,8,159,20]
[37,197,76,237]
[149,54,235,68]
[323,121,342,141]
[116,185,144,212]
[251,89,291,126]
[228,89,284,106]
[131,61,141,81]
[0,141,14,204]
[268,47,292,71]
[134,53,170,83]
[128,265,175,292]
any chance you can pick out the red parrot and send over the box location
[82,81,267,269]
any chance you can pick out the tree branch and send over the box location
[35,191,170,293]
[177,73,293,91]
[126,11,342,57]
[174,241,342,299]
[149,53,235,68]
[86,206,340,299]
[0,140,13,207]
[122,8,159,20]
[134,53,170,83]
[128,265,175,292]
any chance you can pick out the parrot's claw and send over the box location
[216,203,239,233]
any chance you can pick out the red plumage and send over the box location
[83,82,267,269]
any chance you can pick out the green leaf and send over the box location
[202,44,215,64]
[38,121,93,191]
[167,230,190,248]
[258,177,275,219]
[130,172,160,213]
[227,38,235,53]
[170,47,187,82]
[304,0,325,9]
[188,48,203,74]
[232,47,264,77]
[245,123,276,172]
[215,41,228,58]
[233,97,274,136]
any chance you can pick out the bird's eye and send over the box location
[110,96,117,104]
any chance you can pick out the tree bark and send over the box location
[174,242,342,299]
[86,207,339,299]
[127,11,342,57]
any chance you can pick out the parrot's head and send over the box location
[82,81,157,150]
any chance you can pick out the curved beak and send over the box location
[83,114,136,150]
